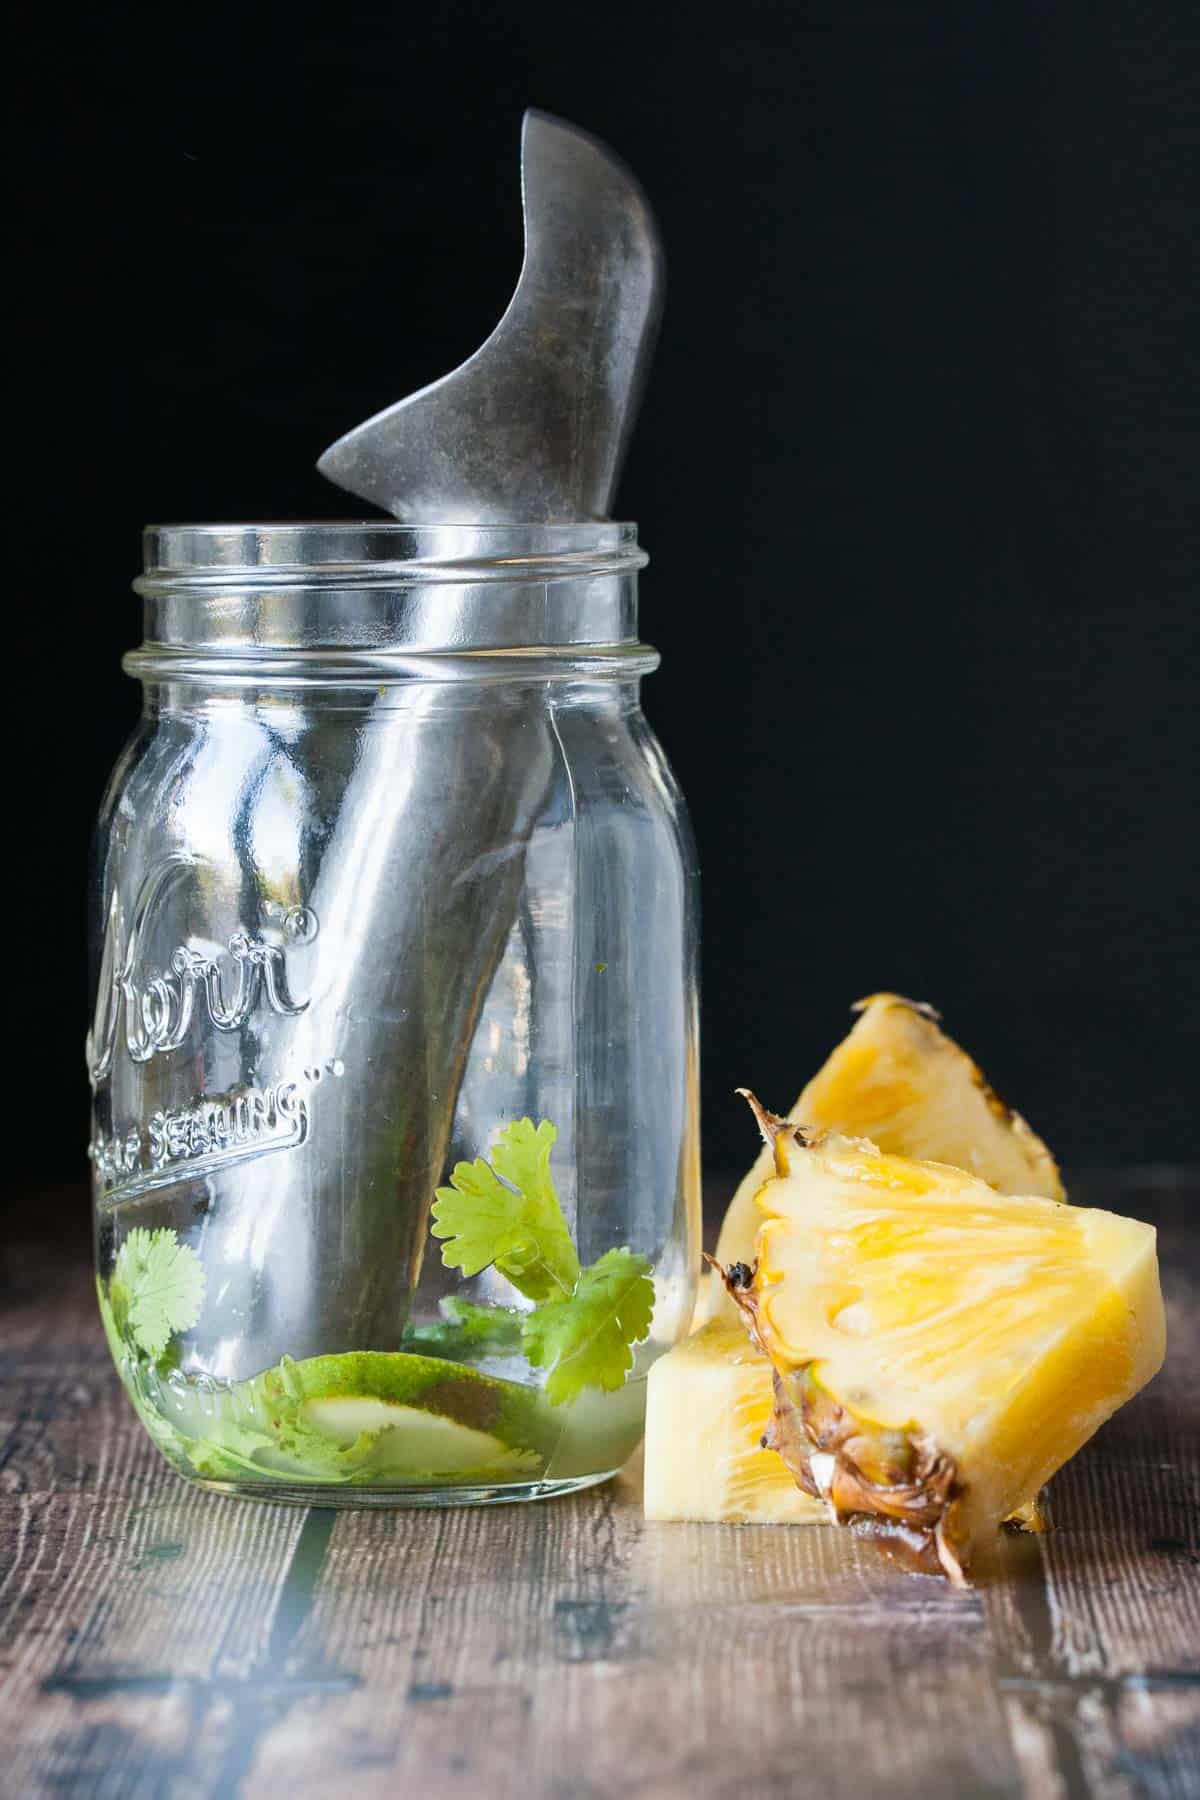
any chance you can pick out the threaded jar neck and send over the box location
[129,521,655,687]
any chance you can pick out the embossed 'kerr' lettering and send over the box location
[86,857,318,1086]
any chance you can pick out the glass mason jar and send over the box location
[87,522,700,1505]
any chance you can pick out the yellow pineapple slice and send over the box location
[724,1113,1164,1584]
[644,1322,826,1523]
[700,993,1062,1327]
[650,995,1061,1526]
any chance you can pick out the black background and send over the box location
[10,0,1199,1185]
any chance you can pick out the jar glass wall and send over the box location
[88,524,700,1505]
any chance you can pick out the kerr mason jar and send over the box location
[88,522,700,1505]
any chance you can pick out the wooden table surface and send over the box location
[3,1173,1197,1799]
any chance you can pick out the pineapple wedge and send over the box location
[700,993,1063,1327]
[644,1322,826,1523]
[648,995,1062,1526]
[724,1113,1164,1585]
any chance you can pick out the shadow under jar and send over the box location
[88,522,700,1506]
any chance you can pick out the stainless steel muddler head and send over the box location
[316,109,663,524]
[163,112,665,1377]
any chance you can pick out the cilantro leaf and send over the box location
[110,1228,206,1360]
[429,1120,657,1402]
[521,1247,654,1406]
[431,1119,580,1303]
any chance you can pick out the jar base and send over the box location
[186,1468,620,1509]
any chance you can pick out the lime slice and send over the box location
[149,1349,555,1485]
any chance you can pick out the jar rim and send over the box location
[138,520,646,592]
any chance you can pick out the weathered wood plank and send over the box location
[2,1229,317,1795]
[241,1468,1022,1800]
[2,1178,1197,1799]
[980,1176,1200,1800]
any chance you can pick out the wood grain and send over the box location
[2,1175,1197,1799]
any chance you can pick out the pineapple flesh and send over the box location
[643,1322,826,1524]
[700,993,1063,1328]
[725,1113,1164,1584]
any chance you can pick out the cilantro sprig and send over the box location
[431,1120,654,1406]
[522,1247,656,1404]
[108,1227,206,1361]
[432,1118,579,1301]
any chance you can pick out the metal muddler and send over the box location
[318,109,663,522]
[197,112,663,1376]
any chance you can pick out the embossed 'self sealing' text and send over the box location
[90,1078,311,1199]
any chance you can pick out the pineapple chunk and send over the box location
[644,1322,826,1523]
[652,994,1058,1527]
[728,1118,1164,1584]
[700,994,1063,1327]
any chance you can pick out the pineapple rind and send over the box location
[700,993,1063,1328]
[742,1128,1165,1579]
